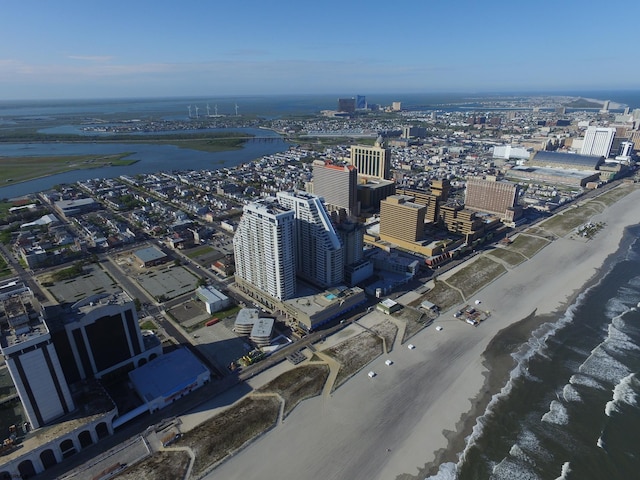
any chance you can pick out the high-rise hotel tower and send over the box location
[233,198,296,301]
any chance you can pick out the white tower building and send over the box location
[233,198,296,301]
[276,191,344,288]
[581,126,616,157]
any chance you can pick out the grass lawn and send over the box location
[506,234,550,259]
[593,184,637,207]
[185,245,214,259]
[446,256,507,299]
[485,247,527,267]
[421,280,464,314]
[115,451,190,480]
[539,203,603,237]
[0,153,136,184]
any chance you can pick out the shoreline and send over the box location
[420,222,637,478]
[208,185,640,480]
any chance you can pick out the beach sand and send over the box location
[206,186,640,480]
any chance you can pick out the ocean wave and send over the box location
[605,373,639,416]
[455,294,585,469]
[578,345,631,383]
[491,457,541,480]
[509,443,537,467]
[541,400,569,425]
[562,384,582,402]
[554,461,571,480]
[569,373,606,390]
[606,320,640,352]
[422,461,457,480]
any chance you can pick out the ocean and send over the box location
[426,225,640,480]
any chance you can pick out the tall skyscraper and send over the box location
[349,136,391,180]
[356,95,367,110]
[581,126,616,157]
[338,97,356,114]
[464,177,520,218]
[276,191,344,288]
[311,160,359,218]
[233,198,296,301]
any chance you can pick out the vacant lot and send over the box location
[258,364,329,417]
[115,451,190,480]
[325,331,383,390]
[178,396,280,477]
[446,256,507,299]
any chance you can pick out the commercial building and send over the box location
[276,190,344,288]
[338,97,356,114]
[529,151,604,171]
[464,177,521,219]
[581,126,616,157]
[357,178,396,212]
[53,198,99,219]
[350,137,391,180]
[311,160,359,218]
[195,286,230,314]
[379,195,426,243]
[128,348,209,414]
[250,317,275,347]
[133,246,169,268]
[233,198,296,301]
[234,308,260,335]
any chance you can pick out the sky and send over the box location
[1,0,639,100]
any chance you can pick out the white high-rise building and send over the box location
[276,191,344,288]
[581,126,616,157]
[233,198,296,301]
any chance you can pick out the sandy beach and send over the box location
[203,186,640,480]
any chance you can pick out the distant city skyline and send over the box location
[1,0,638,100]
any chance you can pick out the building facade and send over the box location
[311,160,359,218]
[464,177,520,218]
[276,191,344,288]
[379,195,426,243]
[350,137,391,180]
[581,126,616,157]
[233,198,296,301]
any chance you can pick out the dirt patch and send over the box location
[178,396,280,477]
[115,451,190,480]
[324,331,383,390]
[370,319,399,353]
[258,364,330,417]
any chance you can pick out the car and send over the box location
[368,371,377,378]
[436,326,443,331]
[407,344,415,350]
[385,359,393,366]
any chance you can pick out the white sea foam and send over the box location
[605,373,638,416]
[492,457,541,480]
[562,383,582,402]
[456,293,585,467]
[517,428,553,463]
[509,444,536,467]
[569,373,606,390]
[554,461,571,480]
[597,435,605,449]
[422,461,457,480]
[541,400,569,425]
[606,319,640,352]
[578,345,631,383]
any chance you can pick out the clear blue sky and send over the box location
[1,0,638,100]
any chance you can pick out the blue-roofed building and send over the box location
[529,151,604,171]
[128,348,210,414]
